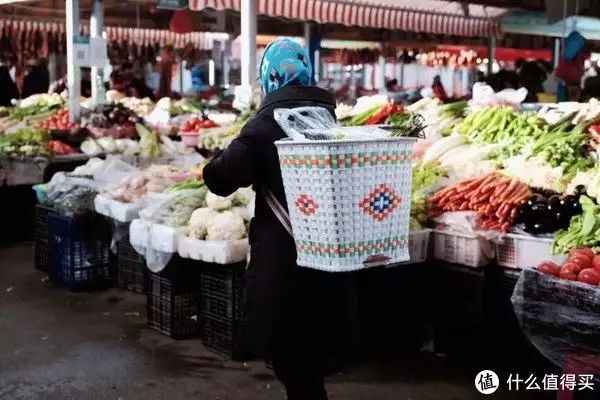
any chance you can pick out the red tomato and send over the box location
[592,255,600,272]
[559,268,578,281]
[569,254,592,271]
[537,261,560,277]
[562,262,582,276]
[578,268,600,286]
[570,248,594,261]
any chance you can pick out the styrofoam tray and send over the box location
[94,195,142,223]
[178,236,249,264]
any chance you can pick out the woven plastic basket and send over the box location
[275,137,415,272]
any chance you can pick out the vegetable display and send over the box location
[537,248,600,286]
[428,173,531,232]
[551,196,600,255]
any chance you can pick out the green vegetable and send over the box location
[166,179,206,192]
[552,196,600,254]
[343,105,381,126]
[135,123,160,159]
[412,161,447,192]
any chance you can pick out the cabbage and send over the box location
[80,139,103,156]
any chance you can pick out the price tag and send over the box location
[90,37,108,68]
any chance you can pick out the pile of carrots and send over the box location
[428,173,532,232]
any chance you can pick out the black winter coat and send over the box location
[203,86,358,358]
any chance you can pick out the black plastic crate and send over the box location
[34,204,53,272]
[199,262,245,320]
[48,210,113,291]
[198,262,246,359]
[116,236,147,294]
[201,313,245,361]
[433,263,486,358]
[147,258,202,339]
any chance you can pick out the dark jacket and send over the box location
[0,66,18,107]
[203,86,358,358]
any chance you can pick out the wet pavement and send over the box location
[0,243,547,400]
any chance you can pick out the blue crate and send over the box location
[47,210,113,291]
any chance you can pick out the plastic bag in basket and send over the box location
[512,268,600,370]
[47,172,103,215]
[274,106,390,141]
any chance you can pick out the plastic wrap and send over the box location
[46,173,102,214]
[129,218,176,273]
[92,155,138,184]
[273,106,390,141]
[132,188,207,271]
[512,268,600,369]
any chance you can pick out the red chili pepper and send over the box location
[364,103,393,125]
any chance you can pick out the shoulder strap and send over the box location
[262,189,293,237]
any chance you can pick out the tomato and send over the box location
[569,254,592,271]
[559,268,578,281]
[537,261,560,277]
[592,254,600,271]
[570,248,594,261]
[562,262,582,276]
[578,268,600,286]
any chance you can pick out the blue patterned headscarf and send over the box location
[258,38,312,94]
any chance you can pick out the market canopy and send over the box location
[189,0,506,38]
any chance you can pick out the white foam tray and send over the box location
[94,195,142,223]
[178,236,249,264]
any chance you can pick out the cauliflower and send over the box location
[232,206,251,221]
[187,207,219,239]
[206,211,246,241]
[206,191,234,211]
[233,186,255,206]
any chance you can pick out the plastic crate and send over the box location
[198,262,246,359]
[433,230,494,268]
[48,210,113,290]
[433,263,486,358]
[201,314,245,361]
[408,229,431,264]
[495,233,567,269]
[117,235,147,294]
[34,204,53,272]
[146,258,202,339]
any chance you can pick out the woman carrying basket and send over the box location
[203,39,357,400]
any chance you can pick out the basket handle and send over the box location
[263,189,293,237]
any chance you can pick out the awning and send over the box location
[190,0,505,37]
[0,19,228,49]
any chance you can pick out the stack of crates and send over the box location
[116,235,147,294]
[199,262,246,360]
[146,257,202,339]
[47,210,113,290]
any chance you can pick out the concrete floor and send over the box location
[0,244,549,400]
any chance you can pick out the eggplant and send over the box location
[527,194,547,206]
[548,195,562,212]
[575,185,587,195]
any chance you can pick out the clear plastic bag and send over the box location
[139,188,207,227]
[92,155,138,185]
[274,106,390,141]
[46,173,102,214]
[129,218,175,273]
[512,268,600,368]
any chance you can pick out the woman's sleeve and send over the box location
[203,123,262,197]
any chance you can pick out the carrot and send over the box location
[501,222,511,232]
[510,208,518,220]
[459,202,470,211]
[429,187,455,202]
[472,174,497,196]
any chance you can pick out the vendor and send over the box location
[21,59,50,99]
[0,58,19,106]
[432,75,448,101]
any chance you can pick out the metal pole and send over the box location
[240,0,256,86]
[487,36,496,76]
[553,37,561,69]
[378,55,386,93]
[90,0,104,106]
[222,38,231,87]
[66,0,80,120]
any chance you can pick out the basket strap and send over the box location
[263,189,293,237]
